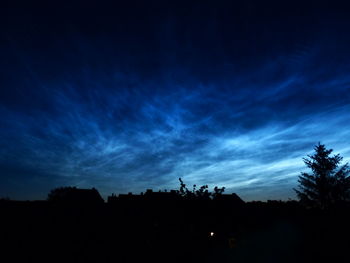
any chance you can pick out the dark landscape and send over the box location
[2,186,350,263]
[2,143,350,263]
[2,1,350,262]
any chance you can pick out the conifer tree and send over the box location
[295,143,350,209]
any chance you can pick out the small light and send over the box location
[210,232,214,237]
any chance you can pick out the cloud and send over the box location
[1,43,350,201]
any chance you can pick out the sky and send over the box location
[1,0,350,201]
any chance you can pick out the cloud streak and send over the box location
[1,53,350,201]
[1,2,350,200]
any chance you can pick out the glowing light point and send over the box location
[210,232,215,237]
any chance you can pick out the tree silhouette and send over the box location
[294,143,350,209]
[47,186,104,203]
[178,178,225,200]
[47,186,77,202]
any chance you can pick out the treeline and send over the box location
[1,143,350,262]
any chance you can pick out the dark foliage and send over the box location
[178,177,225,200]
[47,186,77,201]
[47,186,104,203]
[294,143,350,209]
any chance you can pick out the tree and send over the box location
[294,143,350,209]
[178,178,225,200]
[47,186,104,203]
[47,186,77,202]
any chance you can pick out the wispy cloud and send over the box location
[1,45,350,201]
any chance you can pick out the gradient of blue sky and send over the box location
[1,0,350,200]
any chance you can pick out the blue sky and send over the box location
[1,0,350,200]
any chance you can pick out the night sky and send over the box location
[1,0,350,201]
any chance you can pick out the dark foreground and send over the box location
[1,200,350,263]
